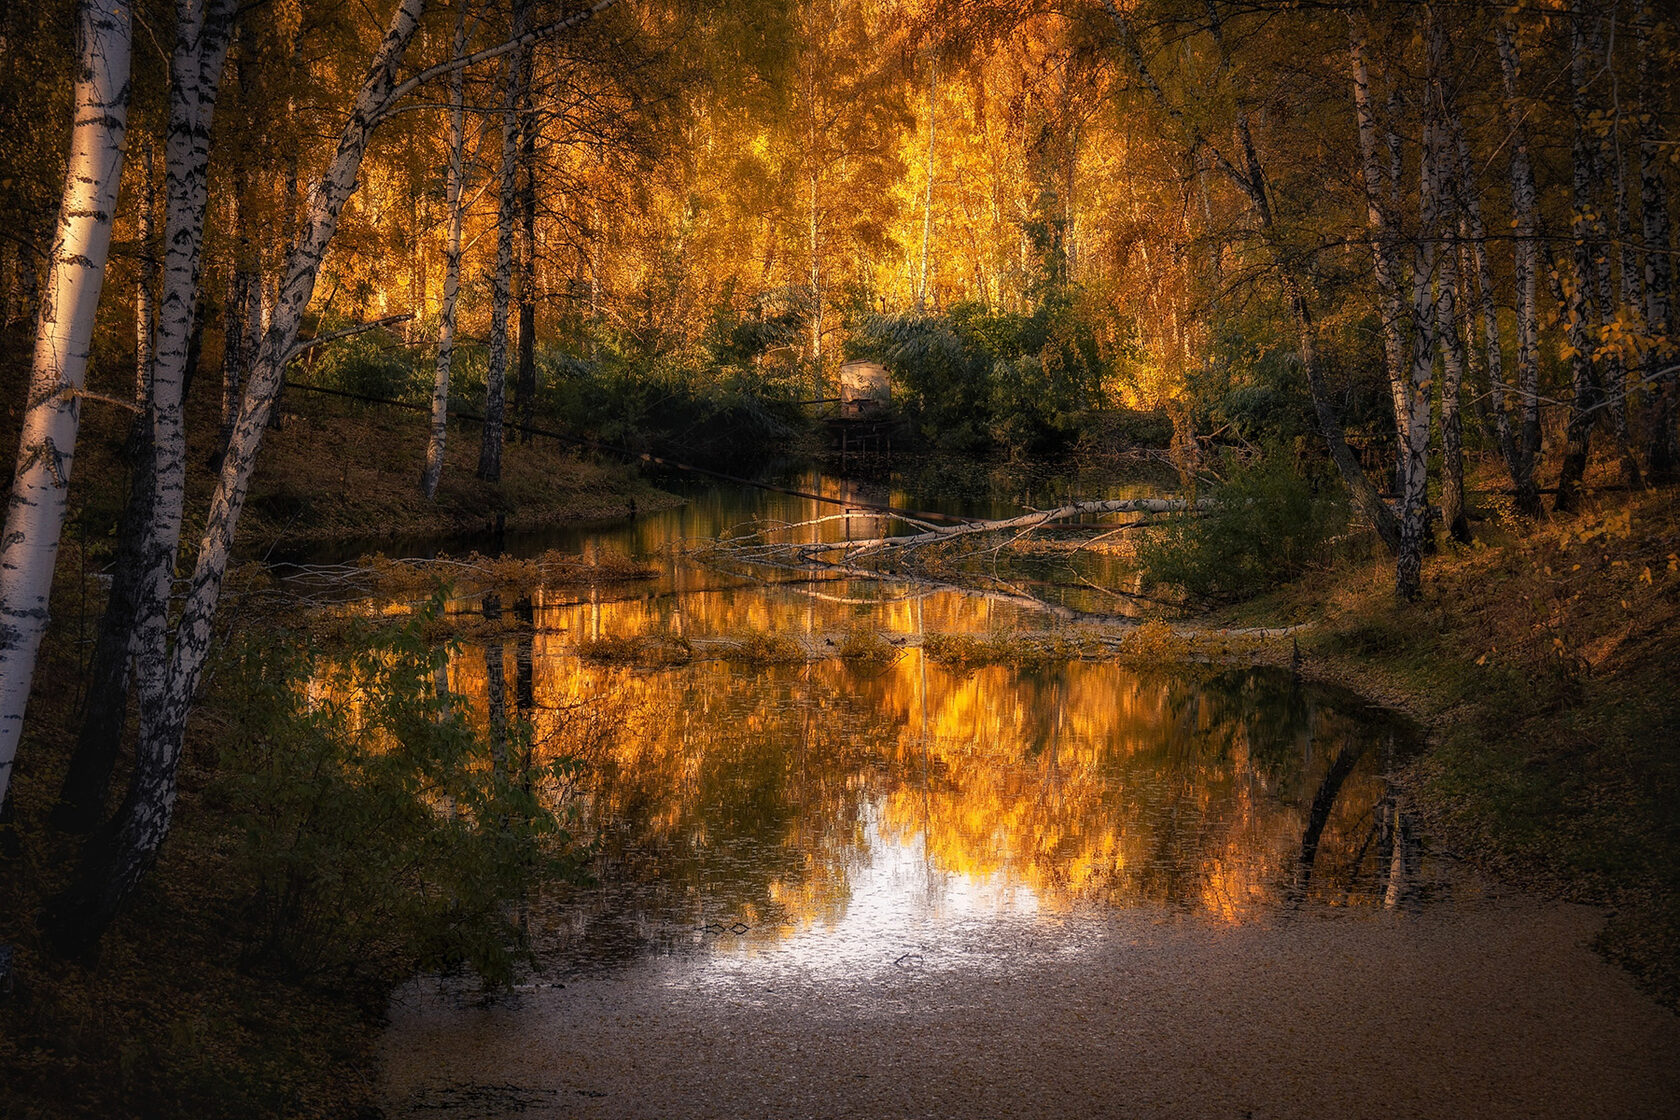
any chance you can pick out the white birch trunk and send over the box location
[1348,13,1408,447]
[43,0,428,953]
[478,0,528,484]
[0,0,131,809]
[808,163,823,385]
[1397,14,1448,601]
[422,3,469,501]
[916,58,937,311]
[128,0,237,741]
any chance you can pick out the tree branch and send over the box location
[283,313,414,364]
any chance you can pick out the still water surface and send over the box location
[369,466,1680,1119]
[325,464,1448,972]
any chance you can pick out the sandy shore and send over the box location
[382,897,1680,1119]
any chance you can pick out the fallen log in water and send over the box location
[708,497,1209,563]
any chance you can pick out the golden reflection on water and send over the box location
[297,471,1420,969]
[412,564,1420,970]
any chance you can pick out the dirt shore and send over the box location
[383,896,1679,1119]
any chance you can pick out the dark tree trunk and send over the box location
[50,421,154,832]
[513,57,539,440]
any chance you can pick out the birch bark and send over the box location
[478,0,529,483]
[1397,103,1443,601]
[1348,13,1409,449]
[422,3,469,501]
[43,0,429,954]
[128,0,237,748]
[916,58,937,311]
[1427,18,1467,546]
[0,0,132,810]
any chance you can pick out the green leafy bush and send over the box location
[307,319,417,402]
[1135,450,1348,600]
[210,597,585,985]
[850,296,1106,456]
[537,348,806,464]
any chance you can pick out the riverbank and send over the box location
[1211,481,1680,1007]
[238,392,682,548]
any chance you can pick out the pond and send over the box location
[357,464,1679,1118]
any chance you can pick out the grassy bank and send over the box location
[228,391,680,548]
[1215,481,1680,1006]
[4,369,679,566]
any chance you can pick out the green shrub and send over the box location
[537,348,807,464]
[1135,450,1348,600]
[308,320,417,402]
[210,596,584,985]
[850,295,1107,456]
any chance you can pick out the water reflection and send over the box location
[302,466,1439,978]
[440,625,1437,975]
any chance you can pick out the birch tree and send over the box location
[0,0,132,812]
[479,0,531,483]
[422,2,471,500]
[45,0,622,955]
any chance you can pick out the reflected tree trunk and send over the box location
[514,595,534,714]
[483,594,507,768]
[1294,741,1367,894]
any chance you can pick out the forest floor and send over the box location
[1213,465,1680,1008]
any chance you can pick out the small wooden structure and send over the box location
[839,359,891,418]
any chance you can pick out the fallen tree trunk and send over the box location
[784,498,1209,558]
